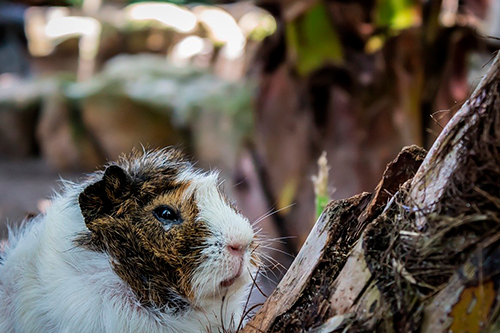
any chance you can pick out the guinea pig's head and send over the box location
[77,149,257,311]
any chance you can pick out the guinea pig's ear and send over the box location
[79,165,132,225]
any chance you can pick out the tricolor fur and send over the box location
[0,149,258,333]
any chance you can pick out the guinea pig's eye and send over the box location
[153,205,182,226]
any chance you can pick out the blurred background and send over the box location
[0,0,500,303]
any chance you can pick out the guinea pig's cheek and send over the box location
[188,240,251,302]
[190,261,216,301]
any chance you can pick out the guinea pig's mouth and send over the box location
[220,264,244,288]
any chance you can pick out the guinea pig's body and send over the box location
[0,149,257,333]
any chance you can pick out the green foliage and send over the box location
[66,0,84,8]
[316,195,330,220]
[286,2,343,76]
[367,0,419,53]
[312,152,331,219]
[374,0,419,30]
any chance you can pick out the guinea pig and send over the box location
[0,148,259,333]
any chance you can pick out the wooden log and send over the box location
[242,146,426,332]
[243,192,372,333]
[408,52,500,229]
[243,51,500,332]
[332,51,500,332]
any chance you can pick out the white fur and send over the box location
[0,169,255,333]
[181,170,256,328]
[185,173,255,304]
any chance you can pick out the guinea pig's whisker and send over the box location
[257,272,277,287]
[254,233,295,242]
[250,207,275,227]
[252,233,296,268]
[259,260,288,279]
[245,249,278,282]
[266,264,286,281]
[257,260,283,281]
[250,203,296,227]
[250,242,292,274]
[252,249,287,279]
[257,244,295,259]
[258,252,285,270]
[232,178,247,188]
[253,227,264,235]
[257,235,296,244]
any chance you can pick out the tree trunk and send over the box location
[242,51,500,332]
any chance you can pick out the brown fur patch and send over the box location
[77,149,211,311]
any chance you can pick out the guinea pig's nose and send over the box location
[227,243,246,256]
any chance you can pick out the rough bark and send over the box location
[242,145,426,332]
[242,51,500,332]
